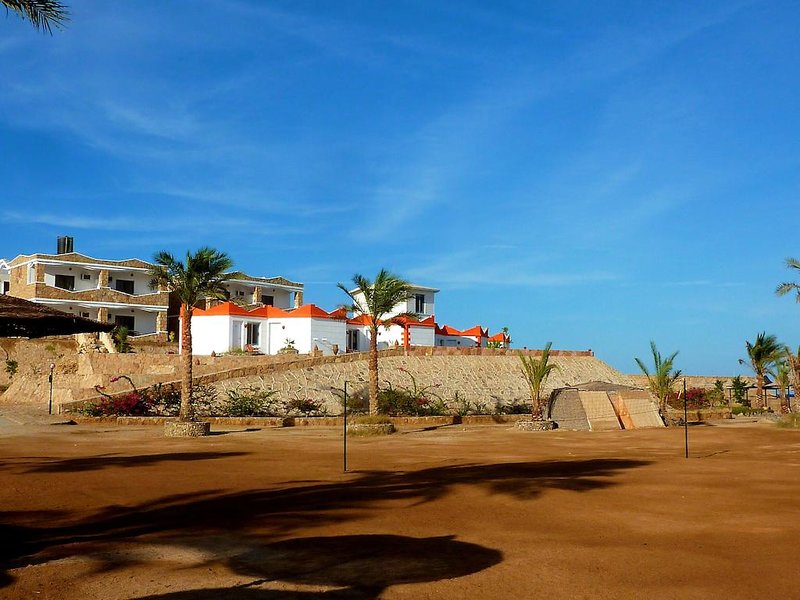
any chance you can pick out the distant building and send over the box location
[3,237,304,338]
[4,240,170,336]
[189,282,509,356]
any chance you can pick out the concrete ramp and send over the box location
[608,394,635,429]
[619,390,664,428]
[578,391,621,431]
[548,389,591,430]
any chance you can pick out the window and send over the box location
[263,295,274,306]
[1,281,8,294]
[245,322,260,346]
[115,279,135,294]
[114,315,135,331]
[414,293,425,313]
[80,273,91,280]
[81,312,90,318]
[54,274,75,291]
[235,290,245,297]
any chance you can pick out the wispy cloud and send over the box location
[406,250,619,289]
[0,211,252,232]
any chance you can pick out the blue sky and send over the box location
[2,1,799,375]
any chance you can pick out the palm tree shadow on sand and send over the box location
[1,458,650,596]
[138,533,503,599]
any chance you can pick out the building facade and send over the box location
[3,239,304,338]
[5,251,170,336]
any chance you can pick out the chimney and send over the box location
[56,236,74,255]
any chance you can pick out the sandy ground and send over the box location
[1,414,799,599]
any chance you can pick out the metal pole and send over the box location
[343,380,348,472]
[48,363,55,415]
[683,377,688,459]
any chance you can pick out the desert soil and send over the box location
[1,415,798,599]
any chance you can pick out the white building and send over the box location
[219,272,303,310]
[5,250,169,336]
[190,302,347,356]
[189,279,508,356]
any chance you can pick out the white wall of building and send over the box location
[310,318,347,355]
[192,315,233,355]
[192,314,348,356]
[409,325,435,347]
[40,264,153,295]
[435,334,476,348]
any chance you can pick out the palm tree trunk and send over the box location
[369,326,378,415]
[757,372,764,409]
[531,385,541,420]
[180,305,193,421]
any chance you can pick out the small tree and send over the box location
[338,270,414,415]
[518,342,559,420]
[743,332,783,409]
[149,248,234,422]
[635,341,681,422]
[730,375,749,406]
[706,379,726,407]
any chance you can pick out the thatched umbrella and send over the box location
[0,295,113,338]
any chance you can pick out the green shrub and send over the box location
[352,414,392,425]
[334,386,369,415]
[222,385,280,417]
[4,359,18,379]
[192,383,220,416]
[286,397,326,416]
[377,370,445,416]
[113,326,133,353]
[144,382,181,416]
[493,399,529,415]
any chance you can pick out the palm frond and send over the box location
[3,0,69,33]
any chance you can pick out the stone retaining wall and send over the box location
[79,414,533,427]
[3,341,629,417]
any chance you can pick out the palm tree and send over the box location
[2,0,69,33]
[635,341,681,422]
[743,332,783,409]
[771,358,791,412]
[786,346,800,412]
[518,342,559,420]
[776,257,800,302]
[149,248,234,422]
[338,270,413,415]
[502,326,512,348]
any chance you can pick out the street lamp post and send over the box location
[48,363,55,415]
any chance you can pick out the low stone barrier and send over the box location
[72,414,536,428]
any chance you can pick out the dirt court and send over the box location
[1,417,799,599]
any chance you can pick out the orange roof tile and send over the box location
[192,302,250,317]
[289,304,345,319]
